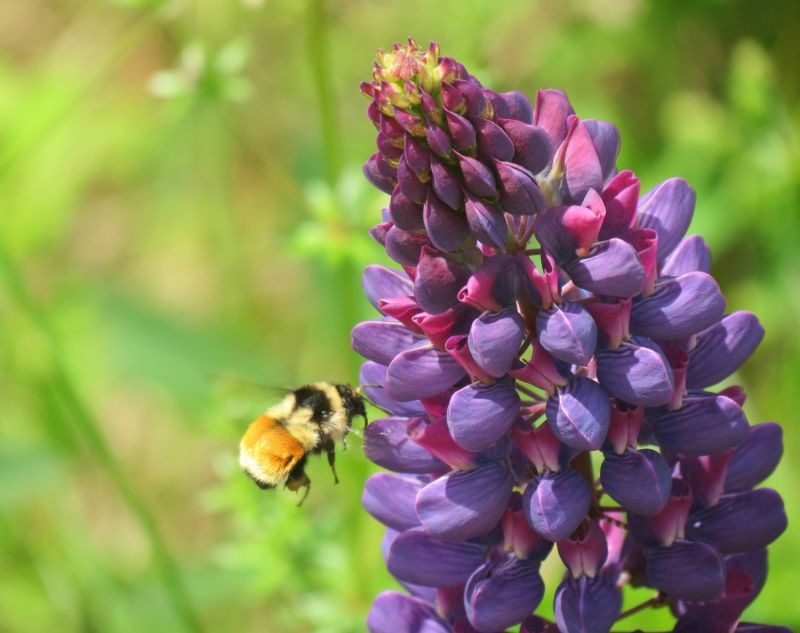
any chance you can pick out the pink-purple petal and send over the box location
[447,378,521,451]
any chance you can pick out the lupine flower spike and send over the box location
[357,38,788,633]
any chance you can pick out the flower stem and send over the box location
[615,594,666,621]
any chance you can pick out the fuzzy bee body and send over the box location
[239,382,366,503]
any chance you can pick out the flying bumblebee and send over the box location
[239,382,367,504]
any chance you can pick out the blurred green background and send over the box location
[0,0,798,631]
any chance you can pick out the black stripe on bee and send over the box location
[293,386,331,422]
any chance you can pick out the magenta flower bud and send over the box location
[360,361,426,417]
[387,527,488,587]
[386,342,466,401]
[685,489,787,555]
[653,393,748,456]
[725,423,783,492]
[465,193,507,248]
[412,303,476,349]
[686,312,765,389]
[445,109,477,151]
[582,119,620,182]
[455,79,488,117]
[630,272,726,340]
[536,302,597,367]
[441,81,466,113]
[727,548,768,598]
[367,591,450,633]
[364,151,397,194]
[502,494,554,560]
[458,254,521,311]
[497,118,553,175]
[426,122,453,157]
[377,132,404,160]
[379,296,423,331]
[598,170,639,240]
[546,377,611,451]
[363,265,413,311]
[499,90,534,123]
[565,238,646,297]
[404,136,431,180]
[472,117,514,162]
[430,155,464,210]
[447,378,521,451]
[554,576,621,633]
[637,177,696,262]
[380,112,405,140]
[369,220,392,246]
[535,204,605,264]
[408,416,475,471]
[645,539,725,601]
[629,479,692,548]
[523,467,592,541]
[680,452,733,507]
[385,225,429,266]
[390,186,425,231]
[456,153,498,199]
[414,247,471,314]
[534,89,575,147]
[512,419,565,474]
[445,334,493,383]
[495,160,546,215]
[604,402,644,455]
[661,234,712,277]
[423,190,470,252]
[557,521,608,578]
[417,462,514,541]
[364,416,446,474]
[394,109,426,137]
[518,251,559,308]
[520,616,559,633]
[464,557,544,632]
[585,298,631,349]
[482,89,510,120]
[623,228,658,293]
[363,473,425,531]
[510,341,568,394]
[596,336,674,407]
[600,448,672,516]
[559,116,603,205]
[398,155,429,204]
[468,308,526,377]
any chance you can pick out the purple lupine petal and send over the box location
[598,170,639,240]
[520,616,560,633]
[363,265,413,311]
[386,226,430,266]
[445,109,477,151]
[467,308,526,378]
[455,79,488,118]
[583,119,620,183]
[596,336,674,407]
[387,527,488,587]
[404,136,431,180]
[447,378,521,451]
[685,489,787,555]
[386,343,466,401]
[426,122,453,157]
[523,467,592,541]
[364,151,397,194]
[416,462,514,541]
[661,235,712,276]
[407,416,475,471]
[413,302,478,349]
[445,335,493,384]
[502,495,554,561]
[736,626,792,633]
[499,91,533,123]
[536,301,597,367]
[629,479,693,548]
[390,186,425,231]
[727,548,768,598]
[534,89,575,147]
[546,377,611,451]
[652,393,748,456]
[604,402,644,455]
[637,177,696,262]
[458,253,521,312]
[414,247,471,314]
[363,473,425,531]
[367,591,451,633]
[512,420,566,475]
[494,160,546,215]
[457,153,498,198]
[510,340,569,393]
[680,452,732,508]
[473,117,514,162]
[377,132,403,160]
[565,238,646,297]
[423,190,470,252]
[561,116,604,205]
[464,193,507,248]
[352,319,425,365]
[381,529,438,600]
[360,361,426,417]
[364,416,446,474]
[600,448,672,516]
[623,227,659,293]
[465,557,544,632]
[431,155,464,209]
[673,567,760,633]
[497,119,553,175]
[645,539,725,601]
[398,155,429,204]
[630,272,726,340]
[686,312,765,389]
[725,423,783,492]
[557,521,608,579]
[554,576,621,633]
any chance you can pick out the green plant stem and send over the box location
[0,244,204,633]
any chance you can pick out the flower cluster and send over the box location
[354,39,788,633]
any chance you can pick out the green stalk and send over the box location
[0,245,204,633]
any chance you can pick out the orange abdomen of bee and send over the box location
[239,415,306,487]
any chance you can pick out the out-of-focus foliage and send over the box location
[0,1,797,631]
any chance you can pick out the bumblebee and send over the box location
[239,383,367,504]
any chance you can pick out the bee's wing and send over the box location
[241,416,306,483]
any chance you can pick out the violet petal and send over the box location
[363,265,413,311]
[523,468,592,542]
[596,336,674,407]
[661,235,712,277]
[725,423,783,492]
[464,194,508,248]
[367,591,451,633]
[352,319,425,365]
[423,190,470,252]
[600,448,672,516]
[364,416,446,474]
[468,308,526,378]
[386,343,466,401]
[565,238,646,298]
[414,247,472,314]
[645,539,725,601]
[447,378,521,451]
[637,178,696,262]
[546,377,611,451]
[536,302,597,367]
[554,576,621,633]
[363,473,425,531]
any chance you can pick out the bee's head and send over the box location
[336,384,367,425]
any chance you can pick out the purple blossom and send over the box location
[357,39,787,633]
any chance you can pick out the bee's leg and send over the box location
[286,458,311,506]
[326,447,339,485]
